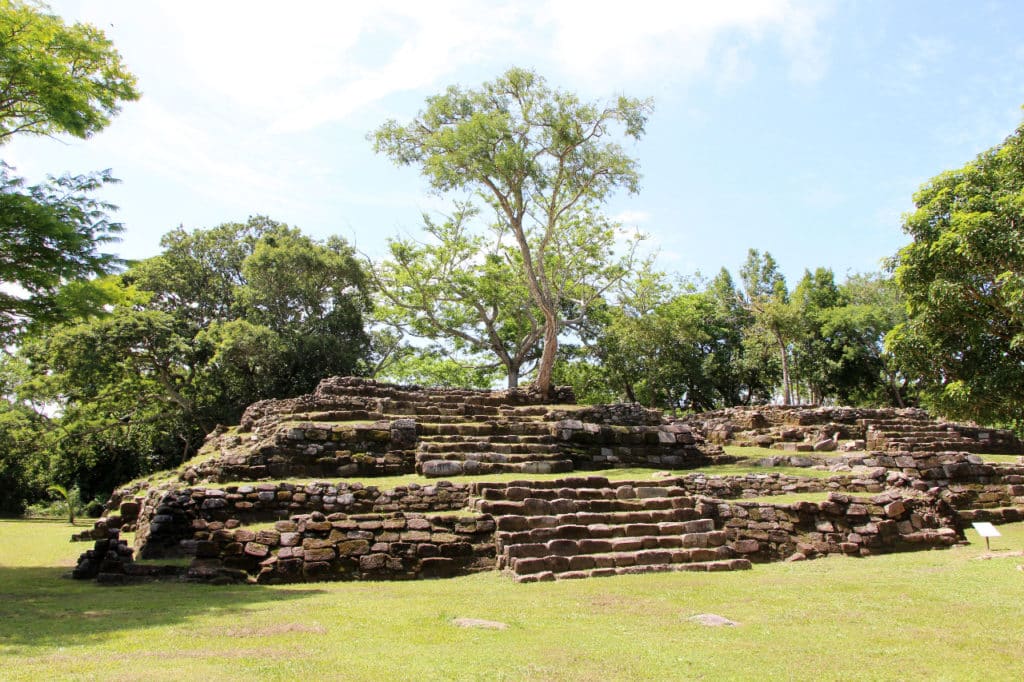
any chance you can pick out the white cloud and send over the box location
[77,0,832,138]
[536,0,831,88]
[613,210,652,226]
[30,0,835,262]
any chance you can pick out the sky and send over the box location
[7,0,1024,284]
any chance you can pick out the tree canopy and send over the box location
[888,116,1024,428]
[0,0,138,344]
[0,166,124,343]
[0,0,139,144]
[9,218,372,508]
[373,67,652,394]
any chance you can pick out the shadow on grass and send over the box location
[0,565,326,650]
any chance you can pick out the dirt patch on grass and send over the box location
[211,622,327,637]
[973,550,1024,560]
[52,609,114,619]
[452,617,508,630]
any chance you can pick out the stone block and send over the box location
[731,539,760,554]
[359,553,388,571]
[244,541,269,558]
[336,539,370,556]
[303,547,335,562]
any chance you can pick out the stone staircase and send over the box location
[191,377,719,483]
[415,412,576,477]
[864,418,1015,454]
[683,405,1023,455]
[469,477,753,582]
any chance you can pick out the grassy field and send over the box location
[2,520,1022,680]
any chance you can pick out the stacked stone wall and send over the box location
[471,472,885,501]
[186,418,419,483]
[684,405,1023,455]
[842,451,1022,483]
[551,420,726,469]
[709,490,961,561]
[685,406,922,445]
[238,376,576,433]
[134,480,472,559]
[191,511,496,583]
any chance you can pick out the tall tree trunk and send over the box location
[774,328,792,405]
[888,371,905,408]
[624,381,637,404]
[534,312,558,396]
[507,364,520,389]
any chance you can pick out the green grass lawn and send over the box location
[979,453,1023,464]
[3,519,1022,680]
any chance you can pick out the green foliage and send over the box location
[374,201,638,388]
[0,0,139,143]
[740,249,798,404]
[0,0,137,344]
[378,348,502,390]
[889,117,1024,428]
[821,274,910,406]
[579,264,777,410]
[0,387,44,515]
[556,257,906,412]
[43,483,73,524]
[0,165,124,343]
[14,218,372,504]
[238,227,371,394]
[373,67,652,392]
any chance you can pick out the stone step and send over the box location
[418,422,556,437]
[496,519,718,550]
[418,433,558,445]
[491,506,703,532]
[484,434,559,444]
[475,483,690,503]
[416,441,562,455]
[415,432,557,444]
[864,419,942,428]
[299,410,385,422]
[880,433,969,442]
[499,405,553,417]
[473,476,614,492]
[476,495,694,516]
[869,422,954,429]
[415,450,571,465]
[885,441,979,452]
[419,423,498,436]
[495,425,560,437]
[387,413,496,424]
[499,531,729,566]
[955,506,1024,524]
[519,558,753,582]
[419,458,575,478]
[507,546,743,578]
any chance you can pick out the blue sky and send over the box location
[7,0,1024,284]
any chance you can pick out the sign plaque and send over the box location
[971,522,1001,551]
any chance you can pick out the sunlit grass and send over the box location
[979,453,1023,464]
[3,519,1023,680]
